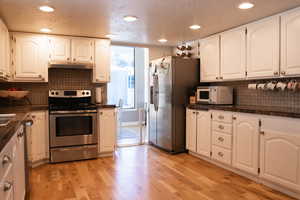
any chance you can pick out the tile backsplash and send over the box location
[212,78,300,108]
[0,68,107,105]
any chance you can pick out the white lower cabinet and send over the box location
[0,125,26,200]
[186,109,211,156]
[196,110,211,157]
[186,109,197,152]
[98,108,117,153]
[187,109,300,198]
[27,111,49,163]
[232,114,259,175]
[260,117,300,192]
[12,125,26,200]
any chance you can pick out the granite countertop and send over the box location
[187,104,300,118]
[0,105,48,152]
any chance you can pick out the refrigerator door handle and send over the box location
[150,86,154,104]
[154,75,159,111]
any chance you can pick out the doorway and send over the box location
[107,46,149,146]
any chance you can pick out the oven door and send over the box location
[197,88,210,103]
[50,112,97,147]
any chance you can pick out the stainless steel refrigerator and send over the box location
[149,56,199,153]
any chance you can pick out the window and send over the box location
[108,46,135,109]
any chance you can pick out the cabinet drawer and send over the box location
[212,145,232,165]
[212,122,232,134]
[212,131,232,149]
[212,111,232,123]
[0,142,13,180]
[0,166,13,200]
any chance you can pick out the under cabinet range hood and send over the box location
[49,62,93,69]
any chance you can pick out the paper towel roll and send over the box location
[96,87,102,103]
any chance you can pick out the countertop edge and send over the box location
[187,104,300,119]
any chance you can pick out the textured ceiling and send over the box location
[1,0,300,46]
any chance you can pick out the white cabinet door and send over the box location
[71,38,94,63]
[186,109,197,152]
[98,109,116,153]
[260,127,300,192]
[196,111,211,157]
[49,37,71,63]
[12,126,26,200]
[0,18,9,80]
[28,111,49,163]
[232,114,259,175]
[246,16,280,78]
[220,27,246,80]
[200,35,220,82]
[13,34,49,82]
[94,39,111,83]
[281,7,300,76]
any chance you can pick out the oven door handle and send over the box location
[50,110,97,114]
[50,112,97,117]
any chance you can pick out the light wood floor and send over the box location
[29,145,295,200]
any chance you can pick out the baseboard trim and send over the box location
[189,151,300,200]
[29,159,49,168]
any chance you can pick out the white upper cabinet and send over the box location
[220,27,246,80]
[98,108,117,153]
[12,33,49,82]
[93,39,111,83]
[200,35,220,82]
[246,16,280,78]
[196,111,211,157]
[281,7,300,76]
[186,109,197,152]
[71,38,94,64]
[260,117,300,192]
[0,18,10,80]
[232,114,259,175]
[49,37,71,63]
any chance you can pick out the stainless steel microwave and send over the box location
[196,86,233,104]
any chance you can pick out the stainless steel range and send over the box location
[49,90,98,163]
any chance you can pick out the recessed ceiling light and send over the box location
[189,24,201,30]
[123,15,138,22]
[40,28,51,33]
[238,2,254,9]
[39,5,55,12]
[105,34,116,38]
[158,38,167,43]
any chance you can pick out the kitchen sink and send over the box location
[0,114,16,127]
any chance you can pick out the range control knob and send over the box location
[55,92,59,95]
[51,92,54,95]
[86,92,89,95]
[82,92,85,95]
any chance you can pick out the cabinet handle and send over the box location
[218,137,224,142]
[232,116,237,120]
[67,57,70,61]
[218,115,224,120]
[281,71,286,75]
[218,152,224,157]
[192,112,196,114]
[73,58,76,62]
[218,125,224,130]
[216,77,219,80]
[100,112,103,115]
[32,115,36,119]
[259,131,265,135]
[3,182,12,192]
[90,56,93,60]
[219,77,223,80]
[2,155,11,165]
[274,71,279,75]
